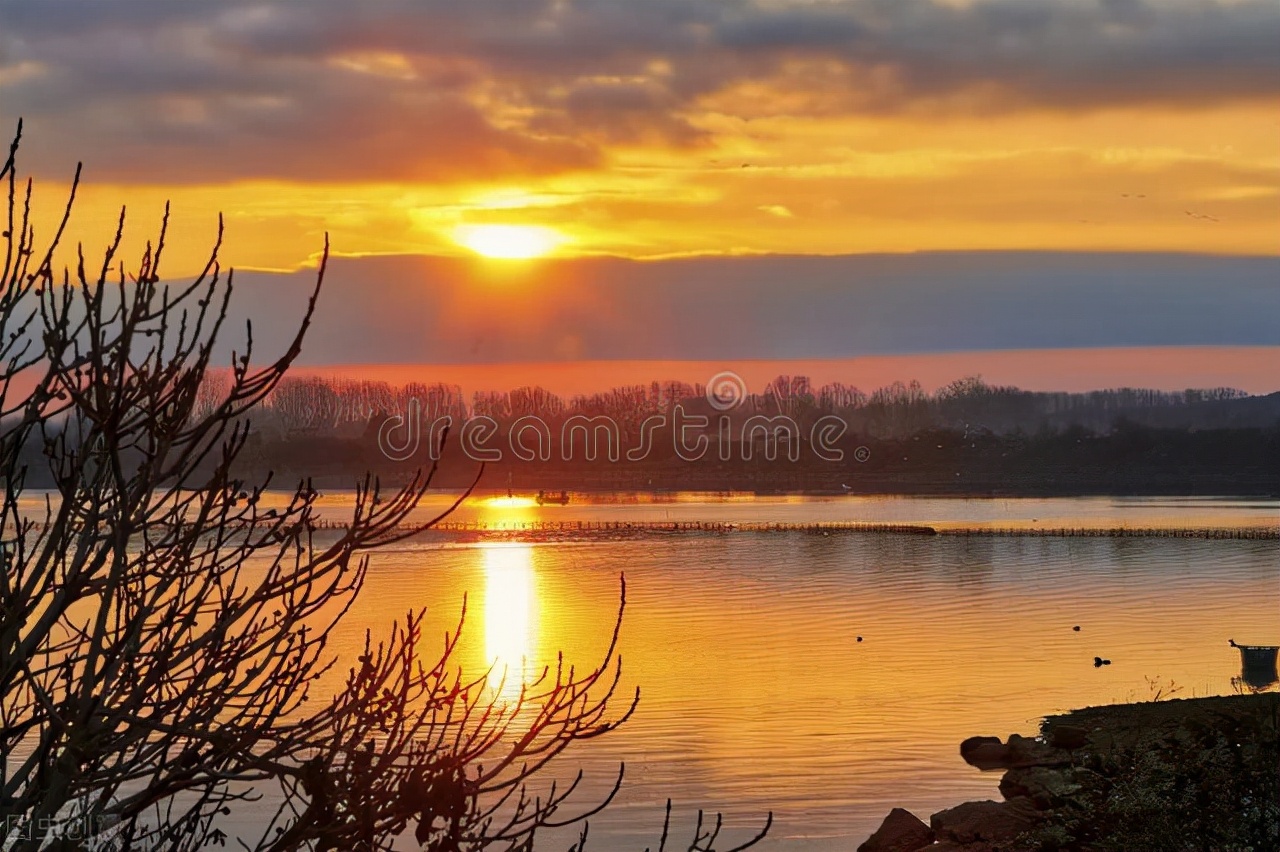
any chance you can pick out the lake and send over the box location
[294,493,1278,849]
[9,492,1275,848]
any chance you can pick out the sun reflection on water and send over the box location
[484,495,538,509]
[482,543,538,702]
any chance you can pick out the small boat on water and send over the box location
[1229,639,1279,689]
[536,490,570,506]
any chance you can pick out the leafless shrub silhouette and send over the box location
[0,122,770,852]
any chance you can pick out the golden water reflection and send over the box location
[481,543,538,702]
[306,495,1279,850]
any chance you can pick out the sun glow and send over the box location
[484,495,538,509]
[455,224,563,259]
[482,544,538,702]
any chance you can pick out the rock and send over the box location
[960,735,1010,770]
[1047,723,1089,750]
[999,766,1082,809]
[961,733,1070,771]
[857,807,934,852]
[1006,733,1070,768]
[931,797,1040,846]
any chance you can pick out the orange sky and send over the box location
[292,348,1280,398]
[4,1,1278,274]
[20,100,1279,274]
[3,3,1278,389]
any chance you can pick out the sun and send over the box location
[454,224,563,259]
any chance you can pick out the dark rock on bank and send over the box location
[930,797,1040,846]
[1005,733,1070,768]
[998,766,1082,809]
[959,733,1069,770]
[856,807,934,852]
[863,693,1279,852]
[958,736,1007,770]
[1045,723,1089,750]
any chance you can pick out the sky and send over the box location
[2,0,1278,390]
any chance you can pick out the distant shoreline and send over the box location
[295,477,1280,501]
[292,517,1280,541]
[205,416,1280,499]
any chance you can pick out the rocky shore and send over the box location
[858,693,1280,852]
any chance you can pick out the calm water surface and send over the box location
[16,493,1275,848]
[307,494,1277,849]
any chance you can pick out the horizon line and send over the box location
[286,346,1280,398]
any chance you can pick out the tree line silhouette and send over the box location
[179,372,1280,496]
[240,372,1271,443]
